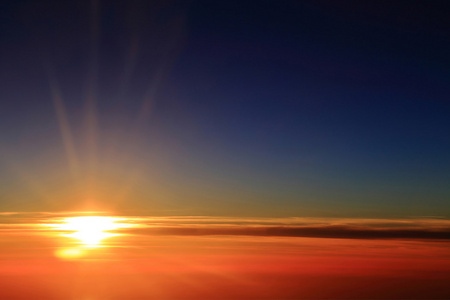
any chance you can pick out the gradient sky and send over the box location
[1,0,449,217]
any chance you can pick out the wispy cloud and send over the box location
[125,224,450,240]
[1,213,450,240]
[120,217,450,240]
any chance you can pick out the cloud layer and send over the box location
[1,213,450,240]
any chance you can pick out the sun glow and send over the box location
[55,247,84,259]
[53,216,131,247]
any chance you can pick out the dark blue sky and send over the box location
[0,0,449,217]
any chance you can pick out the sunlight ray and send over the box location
[49,80,79,176]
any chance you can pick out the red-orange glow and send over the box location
[0,214,449,299]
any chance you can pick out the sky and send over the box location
[0,2,450,299]
[1,0,450,218]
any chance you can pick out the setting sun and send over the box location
[52,216,131,247]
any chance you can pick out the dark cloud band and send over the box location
[124,225,450,240]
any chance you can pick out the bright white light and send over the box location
[54,216,130,247]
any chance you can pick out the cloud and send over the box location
[1,213,449,240]
[120,216,450,240]
[123,224,450,240]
